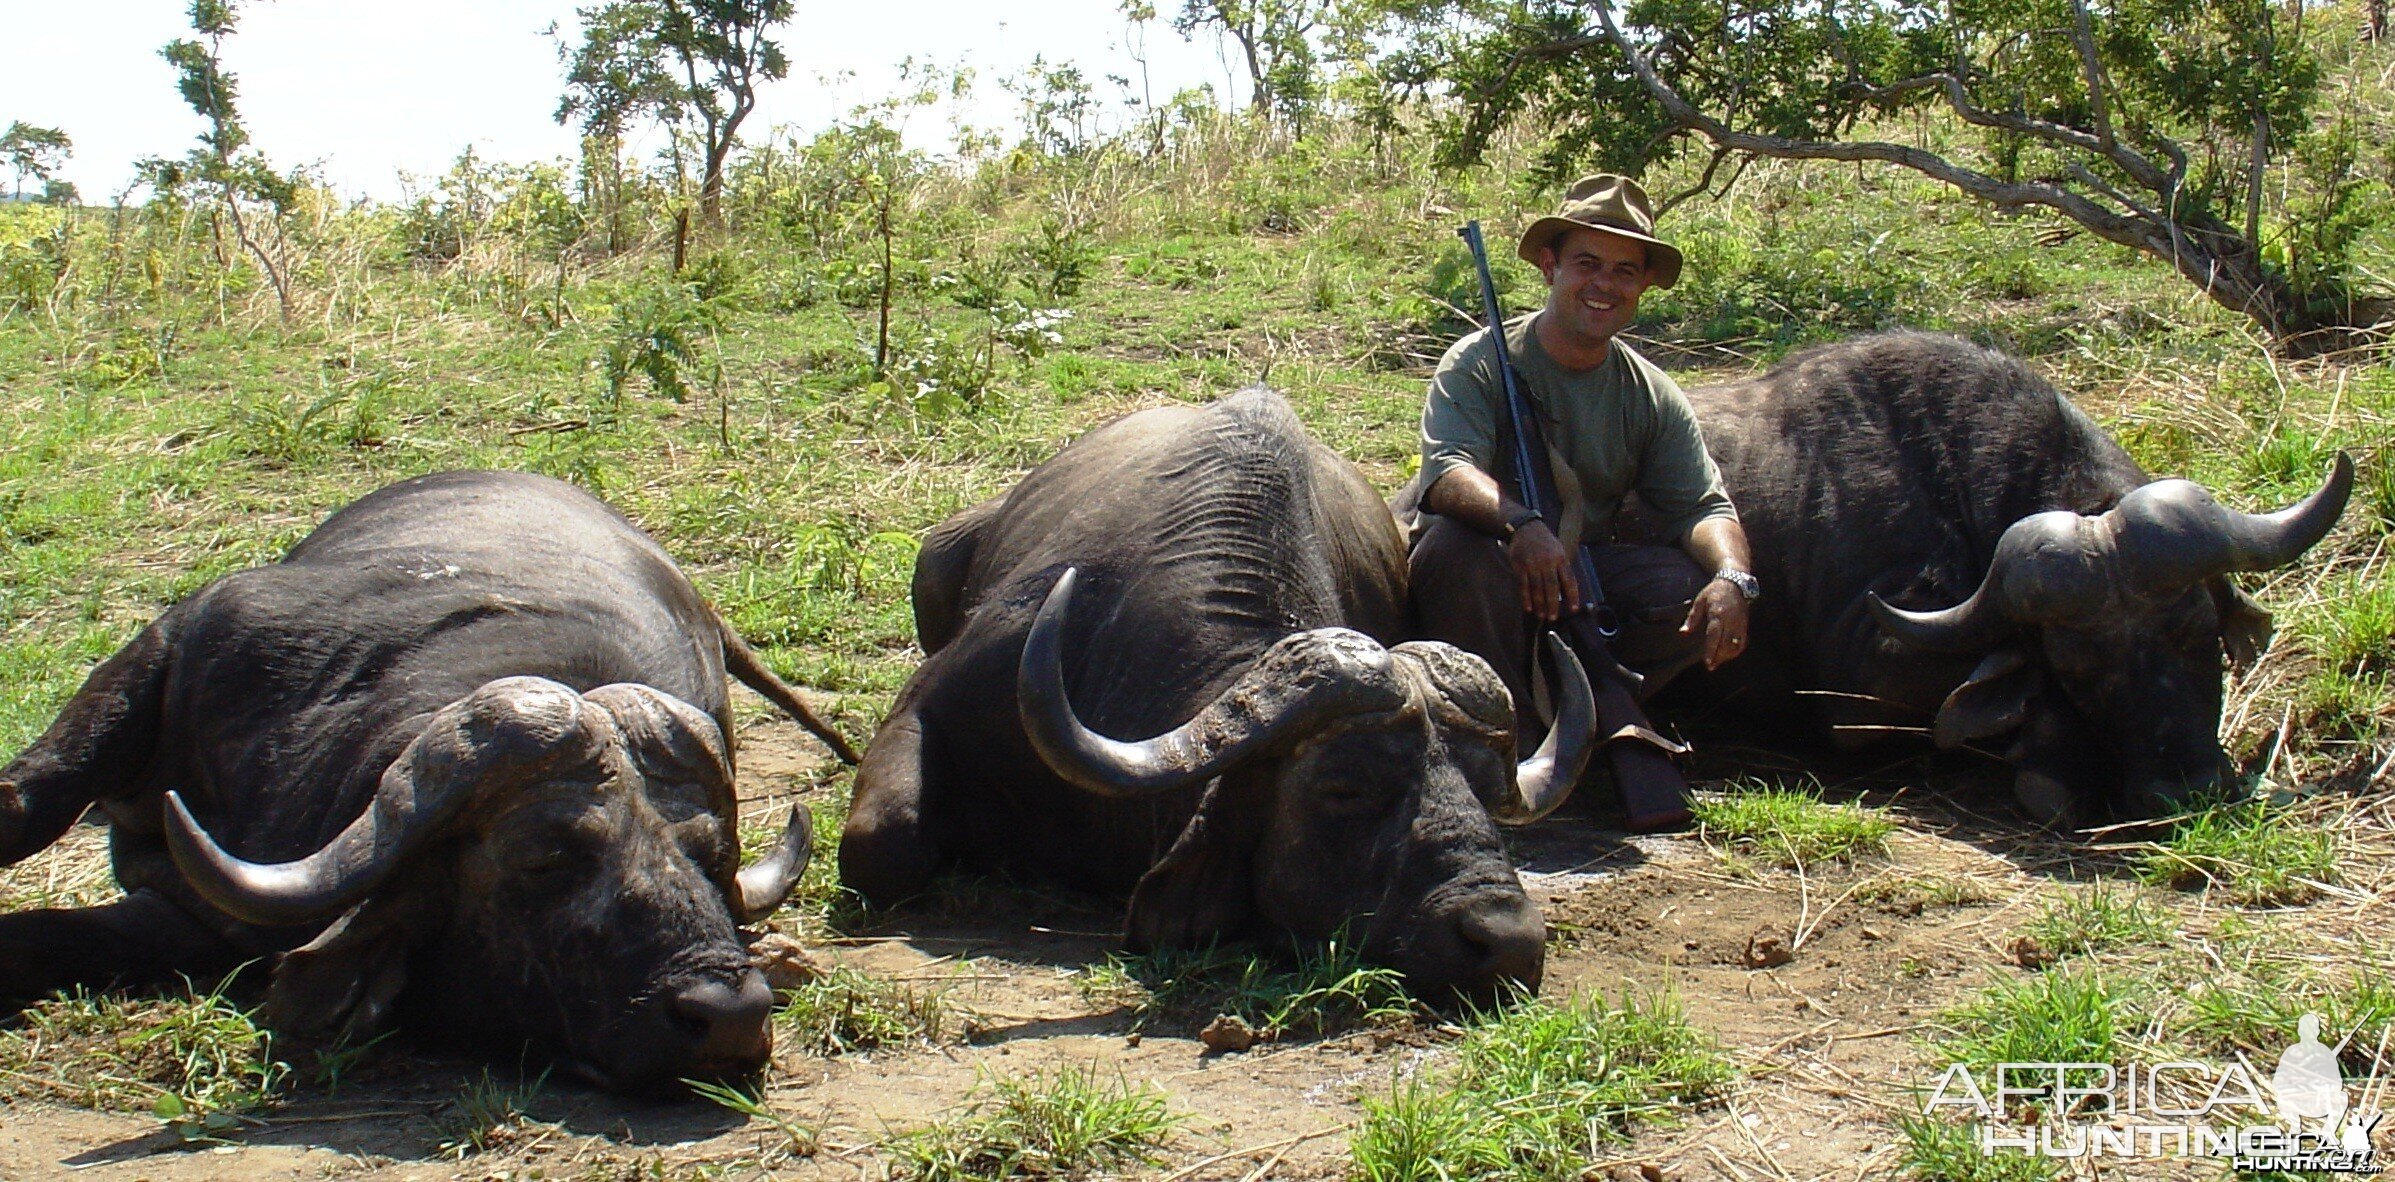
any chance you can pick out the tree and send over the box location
[1151,0,1333,127]
[557,0,793,224]
[148,0,300,319]
[1,123,71,199]
[1418,0,2383,345]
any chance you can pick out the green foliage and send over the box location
[1078,938,1420,1040]
[1935,969,2126,1104]
[1348,1075,1512,1182]
[435,1069,548,1159]
[1894,1112,2060,1182]
[775,965,952,1055]
[0,984,290,1121]
[556,0,795,212]
[687,1078,820,1158]
[603,273,729,402]
[1408,0,2384,337]
[2177,958,2395,1066]
[2017,883,2171,961]
[2135,797,2340,906]
[1161,0,1333,128]
[892,1065,1178,1182]
[398,147,587,261]
[0,122,71,199]
[1349,991,1732,1182]
[1691,783,1896,868]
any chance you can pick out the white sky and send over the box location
[0,0,1244,202]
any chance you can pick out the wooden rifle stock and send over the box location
[1456,221,1692,832]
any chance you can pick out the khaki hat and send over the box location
[1516,173,1683,289]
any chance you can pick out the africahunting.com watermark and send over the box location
[1922,1014,2384,1173]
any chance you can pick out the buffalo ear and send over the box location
[2209,578,2274,671]
[1124,772,1270,952]
[1933,648,2040,750]
[263,895,416,1046]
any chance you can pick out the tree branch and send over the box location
[2065,0,2117,153]
[1582,0,2287,334]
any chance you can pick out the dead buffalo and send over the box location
[0,470,860,1092]
[839,388,1594,999]
[1681,332,2351,825]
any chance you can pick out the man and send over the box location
[1406,173,1757,748]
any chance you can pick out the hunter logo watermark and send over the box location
[1921,1013,2384,1173]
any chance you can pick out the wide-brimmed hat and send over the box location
[1516,173,1683,289]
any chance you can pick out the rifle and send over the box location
[1455,221,1692,832]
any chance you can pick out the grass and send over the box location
[1075,938,1420,1040]
[1932,969,2127,1112]
[0,984,289,1120]
[1893,1113,2059,1182]
[2290,573,2395,741]
[434,1069,548,1159]
[2015,883,2172,960]
[775,965,953,1055]
[890,1065,1178,1182]
[688,1078,820,1162]
[2134,798,2341,907]
[1348,990,1733,1182]
[2175,957,2395,1066]
[1691,783,1897,868]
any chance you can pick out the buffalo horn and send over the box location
[734,800,814,923]
[165,677,601,928]
[2113,453,2354,595]
[1018,567,1407,797]
[1491,634,1598,825]
[1868,582,2016,653]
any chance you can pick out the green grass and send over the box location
[2016,883,2172,961]
[1348,991,1733,1182]
[1893,1112,2060,1182]
[2176,960,2395,1066]
[2289,573,2395,741]
[775,965,953,1055]
[1691,783,1897,868]
[0,984,289,1119]
[1075,938,1420,1040]
[688,1078,820,1161]
[2135,798,2341,907]
[1933,969,2127,1111]
[891,1065,1178,1182]
[434,1069,548,1159]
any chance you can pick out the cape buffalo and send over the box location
[1680,332,2351,825]
[0,470,860,1092]
[839,388,1594,999]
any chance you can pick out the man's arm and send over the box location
[1678,516,1755,669]
[1423,466,1578,621]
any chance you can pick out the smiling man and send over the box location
[1405,174,1757,757]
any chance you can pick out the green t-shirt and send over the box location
[1419,313,1736,545]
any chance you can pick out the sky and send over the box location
[0,0,1243,202]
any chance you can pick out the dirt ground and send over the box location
[0,708,2201,1182]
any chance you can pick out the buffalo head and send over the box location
[1870,455,2352,823]
[162,677,810,1092]
[1017,569,1593,1001]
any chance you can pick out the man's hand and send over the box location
[1508,520,1580,622]
[1680,577,1751,669]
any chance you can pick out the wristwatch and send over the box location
[1499,507,1542,542]
[1713,568,1762,602]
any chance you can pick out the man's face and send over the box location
[1537,227,1652,349]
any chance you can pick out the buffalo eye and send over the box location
[668,814,731,870]
[499,812,610,883]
